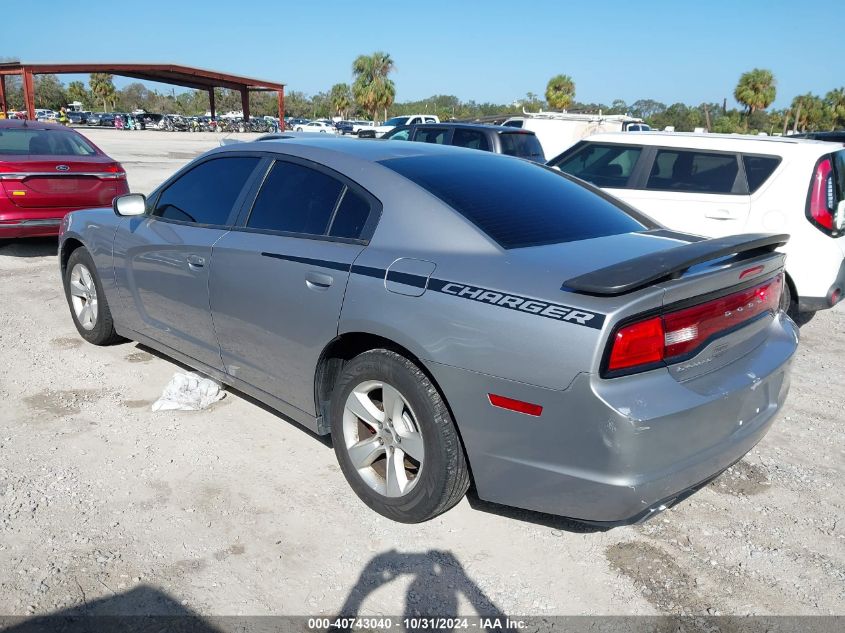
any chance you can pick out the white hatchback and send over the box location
[549,132,845,319]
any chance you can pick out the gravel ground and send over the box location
[0,129,843,619]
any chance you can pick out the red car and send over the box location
[0,120,128,238]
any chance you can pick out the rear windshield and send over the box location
[0,129,98,156]
[384,117,409,127]
[499,132,545,162]
[379,152,646,249]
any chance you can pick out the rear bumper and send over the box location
[429,312,798,523]
[0,208,75,238]
[797,258,845,312]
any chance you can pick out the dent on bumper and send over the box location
[429,314,798,523]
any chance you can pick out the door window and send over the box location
[153,157,259,225]
[452,129,490,151]
[416,127,449,144]
[247,160,344,235]
[552,143,642,188]
[646,149,739,193]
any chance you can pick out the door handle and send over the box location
[305,271,333,290]
[704,209,737,220]
[186,254,206,269]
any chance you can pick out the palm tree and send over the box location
[352,51,396,122]
[825,87,845,129]
[734,69,776,117]
[329,83,353,119]
[545,75,575,111]
[89,73,116,112]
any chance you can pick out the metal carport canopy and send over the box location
[0,62,286,125]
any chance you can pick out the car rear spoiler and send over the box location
[562,233,789,296]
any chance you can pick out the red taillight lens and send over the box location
[607,316,664,372]
[807,157,838,233]
[606,275,783,375]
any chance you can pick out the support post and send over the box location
[208,88,216,120]
[0,75,6,115]
[277,88,285,130]
[240,87,250,122]
[23,69,36,120]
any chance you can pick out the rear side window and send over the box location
[742,155,781,193]
[452,129,490,152]
[154,157,259,225]
[415,127,449,144]
[552,143,642,188]
[379,153,646,249]
[329,189,371,239]
[646,149,739,193]
[0,128,97,156]
[247,160,343,235]
[499,132,545,162]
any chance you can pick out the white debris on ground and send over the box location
[151,372,226,412]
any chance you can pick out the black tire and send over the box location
[63,247,123,345]
[330,349,470,523]
[780,278,814,326]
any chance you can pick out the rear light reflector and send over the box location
[488,394,543,416]
[606,275,783,375]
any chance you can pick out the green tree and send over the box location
[734,69,776,118]
[66,81,90,108]
[545,74,575,110]
[329,83,353,118]
[825,87,845,129]
[33,74,67,110]
[89,73,116,112]
[791,93,829,132]
[352,51,396,122]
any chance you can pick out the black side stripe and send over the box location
[261,252,351,272]
[261,252,605,328]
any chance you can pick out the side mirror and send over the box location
[113,193,147,217]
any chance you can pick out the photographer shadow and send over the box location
[333,549,515,632]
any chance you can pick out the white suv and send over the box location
[366,114,440,138]
[549,133,845,320]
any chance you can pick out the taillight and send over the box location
[806,157,843,235]
[102,163,127,179]
[605,275,783,376]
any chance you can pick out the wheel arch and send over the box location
[314,331,475,484]
[59,236,86,276]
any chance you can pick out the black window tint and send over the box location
[452,129,490,152]
[553,143,641,188]
[154,157,259,224]
[248,161,343,235]
[379,153,646,249]
[646,149,739,193]
[416,128,449,144]
[499,132,545,161]
[742,155,781,193]
[329,189,371,239]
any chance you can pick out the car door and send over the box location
[114,155,262,370]
[619,147,751,237]
[210,157,379,415]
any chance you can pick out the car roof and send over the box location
[218,135,492,162]
[0,119,74,131]
[403,122,534,133]
[583,131,838,154]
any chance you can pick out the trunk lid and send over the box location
[0,156,126,209]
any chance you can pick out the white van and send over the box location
[503,111,648,161]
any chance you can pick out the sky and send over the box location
[3,0,838,109]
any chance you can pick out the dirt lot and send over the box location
[0,129,843,619]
